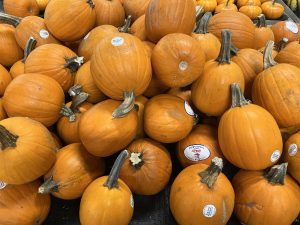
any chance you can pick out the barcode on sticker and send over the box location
[0,181,7,189]
[288,144,298,156]
[111,37,124,47]
[270,150,281,162]
[39,29,49,39]
[203,204,216,218]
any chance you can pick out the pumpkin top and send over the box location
[22,36,37,63]
[264,162,288,185]
[87,0,95,8]
[256,14,267,28]
[199,157,223,188]
[0,125,18,150]
[263,40,278,69]
[231,83,250,107]
[216,29,232,64]
[118,15,132,33]
[194,12,212,34]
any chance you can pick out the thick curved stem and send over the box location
[231,83,250,108]
[225,0,230,6]
[195,12,212,34]
[257,14,266,27]
[112,91,135,118]
[104,150,129,189]
[87,0,95,8]
[68,84,83,97]
[64,56,84,73]
[0,125,18,150]
[38,176,59,194]
[118,15,132,33]
[264,163,288,185]
[22,37,37,63]
[0,12,21,27]
[60,104,76,122]
[275,38,288,52]
[199,157,223,188]
[230,44,240,56]
[130,152,144,169]
[216,29,232,64]
[70,92,89,113]
[263,41,278,69]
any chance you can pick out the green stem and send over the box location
[64,56,84,73]
[216,29,232,64]
[68,84,83,97]
[263,40,278,69]
[230,44,240,56]
[118,15,132,33]
[264,163,288,185]
[112,91,135,118]
[22,37,37,63]
[0,12,21,27]
[226,0,230,6]
[199,157,223,188]
[38,176,59,194]
[70,92,89,113]
[275,38,288,52]
[0,125,18,150]
[195,12,212,34]
[257,14,266,27]
[60,104,76,122]
[231,83,250,108]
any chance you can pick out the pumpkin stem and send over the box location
[271,0,276,6]
[216,29,232,64]
[118,15,132,33]
[230,44,240,56]
[225,0,230,6]
[70,91,89,113]
[256,14,266,27]
[38,176,59,194]
[0,125,18,150]
[86,0,95,8]
[0,12,21,27]
[129,152,144,169]
[64,56,84,73]
[231,83,250,107]
[112,91,135,118]
[195,6,205,28]
[60,104,76,122]
[275,38,288,52]
[68,84,83,97]
[199,157,223,188]
[22,37,37,63]
[264,163,288,185]
[263,41,278,69]
[104,150,129,189]
[195,12,212,34]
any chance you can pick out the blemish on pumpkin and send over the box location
[28,7,33,13]
[237,202,263,210]
[35,218,40,224]
[176,187,182,193]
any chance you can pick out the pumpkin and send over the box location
[217,0,234,4]
[275,40,300,68]
[170,157,235,225]
[44,0,96,42]
[79,99,138,157]
[123,0,151,21]
[145,0,196,43]
[231,45,263,99]
[177,124,223,168]
[90,33,151,118]
[39,143,105,200]
[80,150,134,225]
[0,180,50,225]
[36,0,50,11]
[191,29,245,116]
[3,74,65,127]
[0,99,7,121]
[192,12,221,61]
[252,41,300,128]
[130,14,147,41]
[239,2,262,19]
[218,83,283,170]
[25,43,84,91]
[261,0,284,19]
[168,87,192,105]
[135,95,148,139]
[3,0,39,17]
[152,33,205,88]
[208,11,255,49]
[232,163,300,225]
[144,94,195,143]
[283,132,300,182]
[237,0,261,7]
[0,23,23,67]
[254,14,275,50]
[0,117,56,184]
[271,20,300,43]
[50,132,63,151]
[74,61,107,104]
[196,0,217,12]
[94,0,125,27]
[215,0,238,13]
[0,64,12,96]
[119,138,172,195]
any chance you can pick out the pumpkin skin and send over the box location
[36,0,50,10]
[123,0,150,22]
[3,0,39,17]
[271,21,300,43]
[40,143,105,200]
[237,0,261,7]
[44,0,96,42]
[25,43,82,91]
[232,166,300,225]
[119,138,172,195]
[0,98,7,121]
[0,117,56,184]
[215,1,238,13]
[79,99,138,157]
[261,1,284,19]
[170,159,235,225]
[50,132,63,151]
[208,12,255,49]
[145,0,196,43]
[239,4,262,19]
[217,0,234,4]
[94,0,125,27]
[177,124,223,168]
[0,24,23,67]
[275,41,300,68]
[196,0,217,12]
[0,64,12,96]
[9,60,25,79]
[3,74,65,127]
[152,33,205,88]
[135,95,148,139]
[130,15,147,41]
[144,94,194,143]
[91,33,152,100]
[0,180,51,225]
[168,87,192,105]
[218,84,283,170]
[254,14,275,50]
[283,132,300,182]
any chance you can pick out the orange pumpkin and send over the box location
[79,99,138,157]
[144,94,195,143]
[275,40,300,68]
[3,0,39,17]
[261,0,284,19]
[130,14,147,41]
[3,74,65,127]
[177,124,223,168]
[218,83,283,170]
[170,157,235,225]
[239,2,262,19]
[217,0,234,4]
[0,64,12,96]
[50,132,63,151]
[123,0,150,21]
[196,0,217,12]
[39,143,105,200]
[44,0,96,42]
[215,0,238,13]
[135,95,148,139]
[271,20,300,43]
[168,87,192,105]
[36,0,50,10]
[237,0,261,7]
[145,0,196,43]
[233,163,300,225]
[191,29,245,116]
[80,150,134,225]
[119,138,172,195]
[0,99,7,121]
[0,117,56,184]
[0,180,50,225]
[254,14,275,49]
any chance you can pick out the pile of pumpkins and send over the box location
[0,0,300,224]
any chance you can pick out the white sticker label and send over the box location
[39,29,49,39]
[0,181,7,189]
[288,144,298,156]
[179,61,188,71]
[184,144,211,161]
[130,195,134,208]
[84,32,90,40]
[270,150,281,162]
[111,37,124,46]
[184,101,195,116]
[286,21,298,34]
[203,204,216,218]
